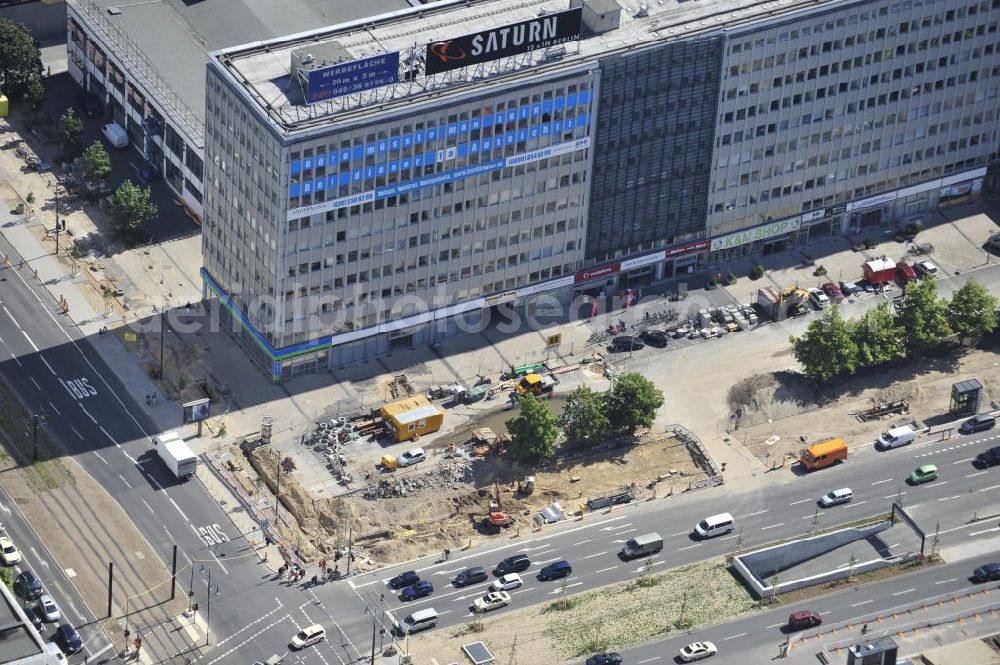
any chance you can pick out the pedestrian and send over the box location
[861,623,869,635]
[145,394,151,406]
[380,592,385,602]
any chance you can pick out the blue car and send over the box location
[388,570,419,589]
[401,580,434,601]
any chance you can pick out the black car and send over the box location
[611,335,644,352]
[388,570,419,589]
[495,554,530,576]
[974,446,1000,468]
[959,414,996,435]
[640,329,669,348]
[586,653,623,665]
[453,567,488,587]
[973,563,1000,582]
[56,624,83,654]
[25,606,43,630]
[538,559,572,581]
[15,570,43,601]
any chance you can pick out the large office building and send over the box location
[74,0,1000,378]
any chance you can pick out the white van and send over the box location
[694,512,735,539]
[878,425,915,450]
[399,607,438,635]
[102,122,128,149]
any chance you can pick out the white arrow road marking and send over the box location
[548,582,582,594]
[632,560,665,573]
[0,502,10,515]
[67,601,85,622]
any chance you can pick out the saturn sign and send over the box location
[425,7,583,75]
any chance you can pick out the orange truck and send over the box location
[799,438,848,470]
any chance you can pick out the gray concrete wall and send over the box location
[1,2,66,43]
[738,522,892,581]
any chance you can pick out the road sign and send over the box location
[546,333,561,348]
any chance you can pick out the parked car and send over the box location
[972,563,1000,582]
[0,535,23,566]
[495,554,530,576]
[959,414,996,435]
[45,643,67,664]
[679,641,718,662]
[821,282,844,303]
[38,595,60,622]
[15,570,43,601]
[397,447,426,467]
[818,488,853,508]
[55,624,83,654]
[490,573,523,591]
[611,335,644,352]
[290,624,326,649]
[640,329,669,348]
[453,567,489,587]
[914,260,939,277]
[400,580,434,601]
[807,288,829,308]
[859,280,876,293]
[839,280,862,295]
[908,464,938,485]
[585,654,623,665]
[896,262,917,284]
[538,560,572,581]
[25,605,44,630]
[473,590,511,612]
[974,446,1000,468]
[787,610,823,629]
[388,571,419,589]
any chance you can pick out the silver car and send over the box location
[818,488,853,507]
[38,594,60,622]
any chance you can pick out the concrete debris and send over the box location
[362,461,474,500]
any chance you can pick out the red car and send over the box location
[821,282,844,303]
[788,610,823,630]
[895,262,917,284]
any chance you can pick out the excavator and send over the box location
[484,480,512,532]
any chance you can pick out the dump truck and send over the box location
[862,257,897,285]
[515,373,557,396]
[153,432,197,479]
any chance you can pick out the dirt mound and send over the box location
[728,371,823,427]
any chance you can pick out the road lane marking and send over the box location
[892,588,915,596]
[602,522,633,531]
[548,582,582,594]
[69,425,82,439]
[967,471,988,477]
[637,658,661,664]
[748,509,770,516]
[47,401,61,416]
[870,478,893,485]
[29,547,49,568]
[953,457,976,465]
[38,355,56,376]
[29,376,40,390]
[117,474,132,489]
[678,544,699,551]
[723,632,747,640]
[669,530,690,537]
[3,306,22,328]
[761,523,784,530]
[766,622,784,628]
[89,643,113,660]
[163,525,173,540]
[7,351,21,366]
[583,551,608,559]
[934,578,958,585]
[141,499,155,514]
[789,498,813,506]
[850,600,873,607]
[969,526,1000,537]
[937,495,961,501]
[79,404,97,424]
[882,492,906,499]
[573,539,592,546]
[978,484,1000,492]
[594,566,619,574]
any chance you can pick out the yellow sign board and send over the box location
[546,333,562,348]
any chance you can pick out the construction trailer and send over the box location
[381,395,445,442]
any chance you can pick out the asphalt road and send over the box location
[610,552,1000,665]
[339,424,1000,640]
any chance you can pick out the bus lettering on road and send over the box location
[61,378,97,400]
[197,524,229,547]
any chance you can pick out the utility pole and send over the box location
[170,544,177,600]
[32,414,40,462]
[346,527,353,576]
[54,185,60,255]
[106,562,114,618]
[370,610,377,665]
[274,459,281,523]
[158,305,166,379]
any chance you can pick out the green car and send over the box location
[908,464,938,484]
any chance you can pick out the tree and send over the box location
[58,108,84,159]
[505,394,559,463]
[108,180,157,244]
[853,302,903,366]
[605,372,664,434]
[0,19,43,103]
[789,305,858,382]
[23,72,44,111]
[558,385,609,447]
[81,141,111,183]
[0,566,11,593]
[948,278,997,344]
[894,277,950,355]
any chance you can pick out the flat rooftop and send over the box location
[216,0,831,135]
[68,0,413,146]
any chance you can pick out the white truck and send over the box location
[153,432,197,479]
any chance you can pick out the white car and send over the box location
[914,260,939,277]
[489,573,523,592]
[291,624,326,649]
[38,595,60,622]
[397,447,426,467]
[818,487,853,507]
[807,288,830,308]
[0,535,22,565]
[46,643,67,664]
[679,641,718,662]
[473,590,511,612]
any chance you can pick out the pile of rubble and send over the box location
[362,460,474,499]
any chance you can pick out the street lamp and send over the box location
[199,565,212,646]
[49,182,63,255]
